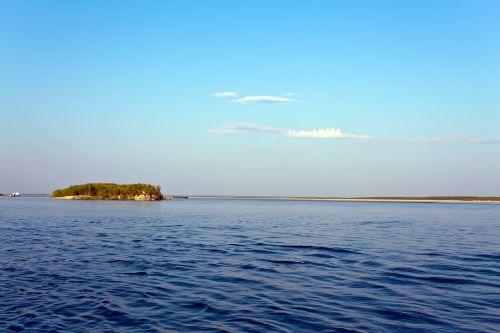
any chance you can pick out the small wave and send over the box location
[306,252,335,259]
[2,266,17,273]
[361,260,382,267]
[95,305,134,323]
[475,253,500,260]
[224,317,281,331]
[106,259,134,264]
[123,271,149,276]
[264,259,308,265]
[422,263,464,272]
[388,266,426,274]
[357,220,403,226]
[384,271,475,285]
[266,243,360,254]
[419,275,475,285]
[20,313,37,319]
[372,308,444,325]
[417,251,443,257]
[183,301,209,312]
[7,324,24,332]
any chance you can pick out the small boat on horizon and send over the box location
[172,196,189,199]
[9,192,21,197]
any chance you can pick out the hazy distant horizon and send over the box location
[3,186,500,198]
[1,1,499,196]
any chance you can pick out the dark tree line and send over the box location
[51,183,164,200]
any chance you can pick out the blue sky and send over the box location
[1,0,499,195]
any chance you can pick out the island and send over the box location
[51,183,166,201]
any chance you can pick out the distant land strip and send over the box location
[188,196,500,203]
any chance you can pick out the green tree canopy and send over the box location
[51,183,164,200]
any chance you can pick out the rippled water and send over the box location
[1,197,500,332]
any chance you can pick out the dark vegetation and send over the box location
[51,183,164,200]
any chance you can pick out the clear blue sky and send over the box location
[1,0,499,196]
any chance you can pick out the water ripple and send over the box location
[1,198,499,332]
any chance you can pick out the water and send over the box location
[1,197,500,332]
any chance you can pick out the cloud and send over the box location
[421,136,500,144]
[209,125,499,144]
[233,95,296,104]
[213,91,239,99]
[213,91,298,104]
[209,123,370,140]
[208,123,285,136]
[287,128,370,139]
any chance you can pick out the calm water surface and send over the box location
[1,197,500,332]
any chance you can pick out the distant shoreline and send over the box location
[4,194,500,204]
[188,196,500,204]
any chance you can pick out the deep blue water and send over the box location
[1,197,500,332]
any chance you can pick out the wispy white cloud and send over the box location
[213,91,239,99]
[208,123,285,136]
[212,91,298,104]
[233,95,296,104]
[209,123,370,140]
[209,125,499,144]
[287,128,370,139]
[421,136,500,144]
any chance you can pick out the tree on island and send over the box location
[51,183,165,200]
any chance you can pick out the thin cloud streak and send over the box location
[288,128,370,139]
[210,124,500,144]
[208,123,285,136]
[213,91,239,98]
[233,96,296,104]
[212,91,298,104]
[209,123,370,140]
[421,136,500,144]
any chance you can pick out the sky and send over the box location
[1,0,499,196]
